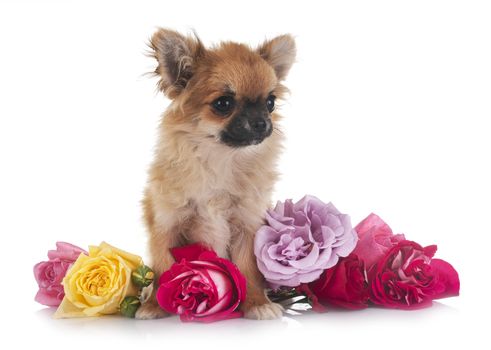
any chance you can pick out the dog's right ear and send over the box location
[149,28,204,98]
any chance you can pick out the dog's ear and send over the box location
[149,28,204,98]
[257,34,296,81]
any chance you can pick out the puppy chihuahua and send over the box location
[135,29,295,320]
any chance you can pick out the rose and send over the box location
[308,253,369,309]
[369,240,460,309]
[156,243,246,323]
[352,213,405,270]
[54,242,142,318]
[354,214,460,309]
[254,195,358,288]
[33,242,87,307]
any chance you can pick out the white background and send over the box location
[0,0,489,349]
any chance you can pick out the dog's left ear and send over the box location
[257,34,296,81]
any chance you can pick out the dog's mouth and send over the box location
[219,129,271,148]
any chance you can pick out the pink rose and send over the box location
[156,244,247,323]
[309,254,369,310]
[369,240,460,309]
[33,242,87,306]
[352,213,405,270]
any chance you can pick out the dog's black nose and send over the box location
[250,118,267,133]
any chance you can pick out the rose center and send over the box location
[280,238,311,261]
[79,267,112,296]
[44,266,56,282]
[88,275,110,295]
[175,278,212,315]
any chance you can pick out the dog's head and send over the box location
[149,29,296,148]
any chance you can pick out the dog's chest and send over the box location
[183,147,255,198]
[184,159,244,207]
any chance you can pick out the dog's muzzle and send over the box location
[219,102,273,147]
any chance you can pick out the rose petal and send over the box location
[47,242,87,261]
[267,208,295,230]
[171,243,214,262]
[260,245,298,274]
[35,288,63,307]
[430,259,460,299]
[254,226,283,257]
[288,243,320,269]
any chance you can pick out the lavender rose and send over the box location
[254,195,358,288]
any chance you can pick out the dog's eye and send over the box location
[212,96,235,115]
[266,95,276,113]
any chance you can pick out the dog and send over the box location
[135,28,296,320]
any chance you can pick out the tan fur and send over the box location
[136,29,295,320]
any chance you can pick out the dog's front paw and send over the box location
[135,302,170,320]
[243,302,283,320]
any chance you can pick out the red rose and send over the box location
[369,240,460,309]
[156,244,247,323]
[308,254,369,310]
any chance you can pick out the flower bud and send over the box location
[131,265,155,288]
[120,296,141,318]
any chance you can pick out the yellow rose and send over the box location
[54,242,142,318]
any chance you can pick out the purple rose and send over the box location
[254,195,358,288]
[33,242,87,306]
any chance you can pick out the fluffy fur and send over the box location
[136,29,296,320]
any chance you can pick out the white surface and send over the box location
[0,0,489,349]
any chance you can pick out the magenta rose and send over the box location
[255,195,358,288]
[369,240,460,309]
[309,253,369,310]
[156,243,247,323]
[352,213,405,270]
[33,242,87,306]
